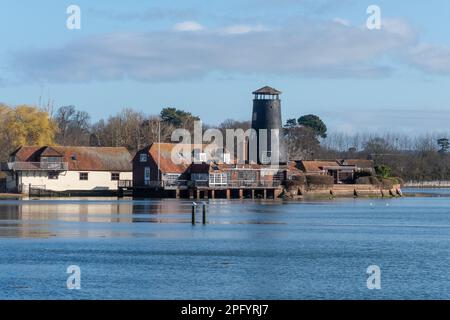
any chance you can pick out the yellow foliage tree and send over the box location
[0,104,57,160]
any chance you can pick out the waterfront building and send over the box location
[0,146,132,195]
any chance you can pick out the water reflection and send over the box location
[1,193,448,239]
[0,197,295,238]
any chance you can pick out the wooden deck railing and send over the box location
[7,162,68,171]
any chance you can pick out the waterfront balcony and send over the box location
[118,180,133,188]
[139,179,283,190]
[193,180,282,189]
[5,162,69,171]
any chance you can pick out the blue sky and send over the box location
[1,0,450,134]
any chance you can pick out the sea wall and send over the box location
[404,180,450,188]
[284,183,402,199]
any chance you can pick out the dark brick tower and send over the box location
[250,86,287,165]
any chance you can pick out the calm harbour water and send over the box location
[0,189,449,300]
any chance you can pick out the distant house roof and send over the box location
[252,86,282,95]
[11,146,132,172]
[340,159,374,169]
[287,161,304,175]
[298,160,342,173]
[296,159,374,173]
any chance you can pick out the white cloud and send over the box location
[173,21,204,32]
[8,18,450,83]
[220,24,269,35]
[332,18,351,27]
[406,44,450,74]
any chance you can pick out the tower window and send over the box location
[140,154,148,162]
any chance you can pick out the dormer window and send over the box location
[71,154,77,161]
[140,154,148,162]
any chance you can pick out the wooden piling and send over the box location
[202,203,207,225]
[192,204,196,225]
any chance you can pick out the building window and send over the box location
[48,172,59,180]
[144,167,151,182]
[209,173,227,186]
[111,173,120,181]
[79,172,88,181]
[140,154,148,162]
[41,156,62,163]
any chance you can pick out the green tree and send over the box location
[285,118,297,129]
[297,114,327,138]
[375,165,392,179]
[160,107,199,128]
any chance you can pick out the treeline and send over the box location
[282,116,450,182]
[320,132,450,182]
[0,104,201,162]
[1,103,449,182]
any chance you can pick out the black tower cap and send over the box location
[252,86,282,95]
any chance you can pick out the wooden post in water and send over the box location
[192,202,196,225]
[202,202,207,225]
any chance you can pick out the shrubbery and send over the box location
[306,175,334,187]
[355,176,380,185]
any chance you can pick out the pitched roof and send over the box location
[287,161,303,174]
[299,160,338,172]
[148,143,192,174]
[11,146,132,172]
[11,146,42,162]
[252,86,282,95]
[40,146,63,157]
[340,159,374,169]
[141,143,214,174]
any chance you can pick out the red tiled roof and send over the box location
[300,160,341,172]
[144,143,212,174]
[11,146,42,162]
[340,159,374,169]
[287,161,303,174]
[11,146,132,172]
[40,146,63,157]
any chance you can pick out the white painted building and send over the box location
[1,146,132,194]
